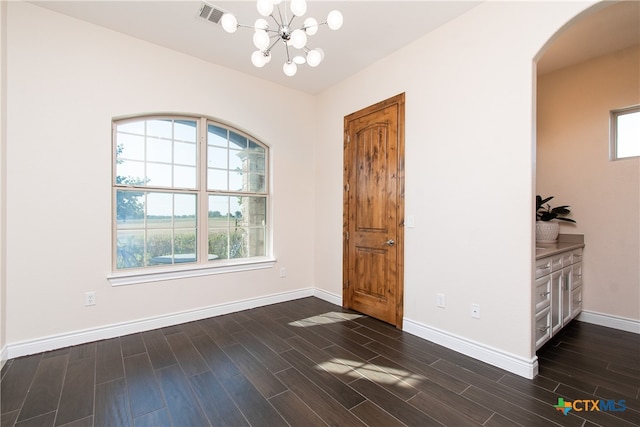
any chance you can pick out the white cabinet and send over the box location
[534,247,584,350]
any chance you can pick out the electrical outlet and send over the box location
[471,303,480,318]
[85,291,96,306]
[280,267,286,278]
[436,293,445,308]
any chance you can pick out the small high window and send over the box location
[113,115,269,273]
[610,105,640,160]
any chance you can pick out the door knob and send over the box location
[384,239,395,246]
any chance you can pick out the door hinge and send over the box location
[345,280,349,289]
[345,183,349,192]
[347,134,350,143]
[346,231,349,240]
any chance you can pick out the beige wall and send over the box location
[537,45,640,321]
[315,0,595,366]
[1,0,7,365]
[5,2,316,345]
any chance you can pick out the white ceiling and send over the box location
[30,1,640,94]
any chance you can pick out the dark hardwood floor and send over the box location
[1,297,639,426]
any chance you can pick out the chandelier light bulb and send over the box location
[293,55,306,65]
[220,13,238,33]
[327,10,343,30]
[303,17,318,36]
[290,29,307,49]
[251,50,267,68]
[290,0,307,17]
[254,18,269,32]
[256,0,274,17]
[306,49,322,67]
[253,30,270,50]
[283,61,297,76]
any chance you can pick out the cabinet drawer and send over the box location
[534,275,552,311]
[572,248,583,264]
[535,258,552,278]
[571,286,582,318]
[561,251,572,267]
[535,307,552,349]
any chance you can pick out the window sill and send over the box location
[107,257,277,286]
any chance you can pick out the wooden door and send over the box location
[343,93,405,327]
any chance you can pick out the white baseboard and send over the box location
[1,345,7,370]
[313,288,342,306]
[403,317,539,379]
[577,310,640,334]
[7,287,315,360]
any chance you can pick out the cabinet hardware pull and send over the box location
[538,326,550,332]
[540,291,551,297]
[539,266,550,271]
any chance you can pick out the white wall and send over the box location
[5,2,316,347]
[315,0,595,370]
[537,45,640,322]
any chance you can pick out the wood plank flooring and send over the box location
[1,297,639,426]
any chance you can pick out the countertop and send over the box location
[536,234,585,259]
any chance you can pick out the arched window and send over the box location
[112,115,269,275]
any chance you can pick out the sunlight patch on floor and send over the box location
[315,357,425,389]
[288,311,364,328]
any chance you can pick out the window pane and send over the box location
[249,174,266,193]
[229,170,243,192]
[229,228,247,259]
[240,197,267,226]
[117,133,144,161]
[147,163,172,187]
[118,120,145,135]
[174,229,196,256]
[147,229,173,264]
[208,124,227,147]
[174,165,196,189]
[617,111,640,158]
[147,119,172,138]
[250,146,266,173]
[208,146,228,169]
[116,160,145,186]
[175,120,197,142]
[117,230,145,269]
[209,195,230,226]
[208,229,229,259]
[230,131,248,150]
[146,192,172,228]
[116,189,145,223]
[147,137,172,163]
[175,141,196,166]
[175,194,196,228]
[229,149,243,171]
[208,169,227,191]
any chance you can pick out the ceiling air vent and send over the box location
[198,2,225,25]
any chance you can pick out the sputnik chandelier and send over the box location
[220,0,343,77]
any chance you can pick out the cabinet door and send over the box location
[551,270,562,334]
[562,267,571,325]
[571,286,582,318]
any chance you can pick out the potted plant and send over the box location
[536,195,576,243]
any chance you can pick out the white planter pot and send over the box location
[536,221,559,244]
